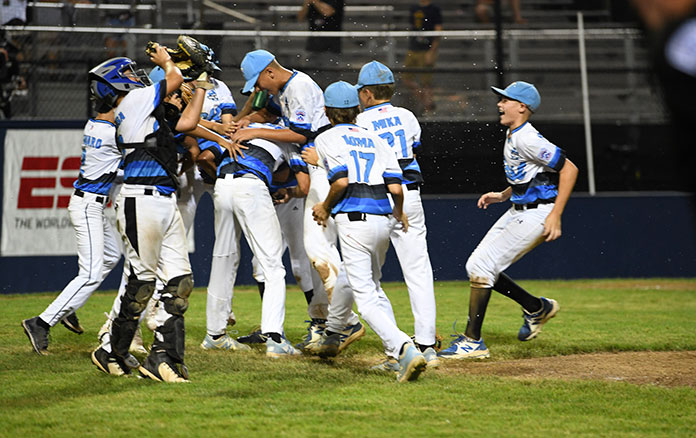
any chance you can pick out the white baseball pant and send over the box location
[466,203,553,288]
[39,192,121,326]
[205,174,286,336]
[328,214,412,360]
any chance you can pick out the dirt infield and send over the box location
[439,351,696,387]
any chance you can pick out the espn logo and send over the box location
[18,156,80,209]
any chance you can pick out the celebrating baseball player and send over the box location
[21,107,123,355]
[86,42,229,382]
[232,49,364,351]
[354,60,439,370]
[439,81,578,360]
[302,81,428,383]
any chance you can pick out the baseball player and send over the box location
[354,60,439,369]
[203,122,304,357]
[232,49,364,350]
[21,108,122,355]
[439,81,578,360]
[303,81,427,383]
[86,47,209,382]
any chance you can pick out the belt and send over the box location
[406,184,420,191]
[221,172,252,180]
[337,212,389,221]
[513,198,555,211]
[74,189,107,204]
[144,188,172,197]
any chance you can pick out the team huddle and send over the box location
[21,36,578,384]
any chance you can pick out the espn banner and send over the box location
[2,129,85,256]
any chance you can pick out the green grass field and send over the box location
[2,279,695,437]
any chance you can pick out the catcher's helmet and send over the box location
[88,57,151,111]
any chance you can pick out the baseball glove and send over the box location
[145,35,219,82]
[179,81,195,105]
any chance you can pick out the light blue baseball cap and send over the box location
[356,60,394,89]
[240,49,275,94]
[149,66,165,82]
[491,81,541,112]
[324,81,359,108]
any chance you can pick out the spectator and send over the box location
[104,0,137,58]
[476,0,526,24]
[402,0,442,115]
[297,0,345,87]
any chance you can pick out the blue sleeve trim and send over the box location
[548,148,566,171]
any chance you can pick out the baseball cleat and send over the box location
[295,318,326,353]
[518,297,559,341]
[316,333,341,358]
[422,347,441,368]
[200,333,251,352]
[370,357,400,374]
[237,327,268,344]
[139,351,189,383]
[438,335,490,360]
[266,337,302,358]
[396,343,427,383]
[60,312,84,335]
[91,347,129,376]
[337,321,366,352]
[21,317,49,355]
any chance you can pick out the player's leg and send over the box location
[303,166,341,299]
[390,188,437,348]
[24,196,107,354]
[201,176,248,351]
[231,176,296,357]
[139,197,193,382]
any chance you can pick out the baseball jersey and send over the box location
[115,79,177,195]
[272,70,330,145]
[198,78,238,158]
[355,102,423,185]
[74,118,121,196]
[503,121,567,204]
[217,123,302,188]
[315,123,402,215]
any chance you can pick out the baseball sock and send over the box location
[303,289,314,305]
[265,332,282,343]
[493,272,542,313]
[416,343,435,352]
[211,333,225,340]
[256,281,265,300]
[465,287,491,341]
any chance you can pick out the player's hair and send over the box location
[362,84,395,100]
[326,106,361,125]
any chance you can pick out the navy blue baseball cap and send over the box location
[491,81,541,112]
[324,81,359,108]
[356,60,394,89]
[240,49,275,94]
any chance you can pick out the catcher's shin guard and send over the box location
[112,277,155,360]
[161,274,193,317]
[152,315,186,364]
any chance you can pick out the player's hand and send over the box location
[312,202,330,227]
[230,119,252,133]
[149,44,172,67]
[542,211,562,242]
[392,207,409,232]
[301,147,319,166]
[220,120,235,137]
[477,191,504,209]
[219,138,247,161]
[272,188,290,205]
[230,127,259,144]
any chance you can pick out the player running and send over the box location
[439,81,578,360]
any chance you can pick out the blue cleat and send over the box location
[438,334,490,360]
[396,343,427,383]
[518,297,559,341]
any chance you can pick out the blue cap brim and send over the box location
[242,74,259,94]
[491,86,509,99]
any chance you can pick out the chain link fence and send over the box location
[0,25,668,124]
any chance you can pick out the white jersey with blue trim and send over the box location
[73,118,121,195]
[272,71,330,136]
[504,121,566,204]
[355,102,423,184]
[200,78,237,123]
[114,80,176,194]
[218,123,300,188]
[315,124,402,215]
